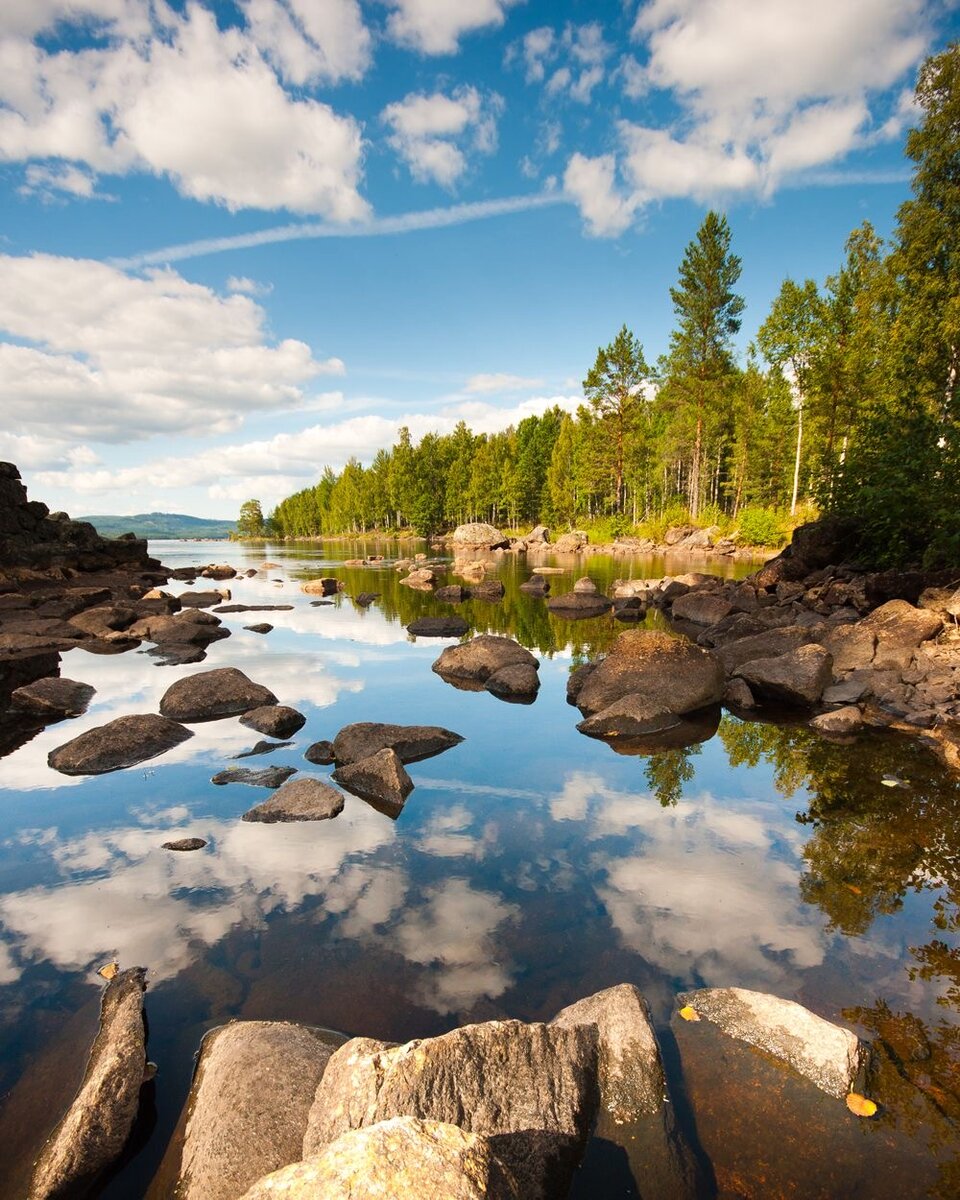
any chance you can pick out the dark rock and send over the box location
[671,592,734,626]
[809,705,863,736]
[234,740,294,759]
[435,585,469,603]
[723,677,756,709]
[29,968,147,1200]
[68,604,137,635]
[819,623,876,673]
[519,576,550,595]
[332,722,464,766]
[714,625,816,674]
[860,599,943,672]
[146,643,208,666]
[332,748,414,818]
[433,636,538,685]
[301,577,342,596]
[178,590,227,609]
[240,705,306,739]
[354,592,380,607]
[244,623,273,634]
[211,766,297,788]
[735,644,833,707]
[303,1019,599,1200]
[566,662,597,706]
[48,714,193,775]
[546,591,612,618]
[612,596,645,621]
[576,695,681,739]
[162,837,207,851]
[304,740,336,765]
[159,667,277,722]
[575,630,724,717]
[154,1021,344,1200]
[242,777,344,822]
[484,662,540,703]
[407,616,470,637]
[214,604,294,613]
[200,564,237,580]
[470,580,505,601]
[170,568,197,581]
[11,676,95,719]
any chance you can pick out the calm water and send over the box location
[0,540,958,1198]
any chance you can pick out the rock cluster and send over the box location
[432,634,541,703]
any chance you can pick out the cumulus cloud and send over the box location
[18,162,112,202]
[463,372,545,394]
[0,3,369,218]
[385,0,523,56]
[382,86,503,187]
[0,253,344,446]
[565,0,933,234]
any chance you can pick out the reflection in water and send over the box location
[0,540,958,1197]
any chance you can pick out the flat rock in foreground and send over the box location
[332,748,413,818]
[432,635,538,684]
[576,694,681,740]
[575,631,724,717]
[30,967,147,1200]
[677,987,870,1100]
[159,1021,345,1200]
[242,776,344,823]
[238,1117,520,1200]
[11,676,95,720]
[332,722,463,767]
[48,713,193,775]
[159,667,277,722]
[304,1019,598,1200]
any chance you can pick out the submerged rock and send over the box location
[407,616,470,637]
[234,739,295,759]
[211,765,297,789]
[546,590,612,618]
[29,967,147,1200]
[809,705,864,735]
[399,568,437,590]
[677,986,870,1100]
[242,777,344,823]
[159,667,277,722]
[243,623,273,634]
[238,1117,520,1200]
[11,676,95,720]
[332,722,463,767]
[240,705,306,739]
[48,713,193,775]
[332,748,413,818]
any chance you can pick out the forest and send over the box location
[258,45,960,570]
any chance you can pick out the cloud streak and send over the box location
[112,192,566,268]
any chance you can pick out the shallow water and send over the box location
[0,539,958,1197]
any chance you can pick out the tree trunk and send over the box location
[691,413,703,519]
[791,397,804,515]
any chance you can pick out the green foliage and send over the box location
[236,499,265,538]
[736,506,788,548]
[582,325,652,514]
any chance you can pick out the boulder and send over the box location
[157,1021,344,1200]
[407,617,470,637]
[159,667,277,722]
[332,748,414,818]
[29,968,147,1200]
[435,585,469,602]
[48,714,193,775]
[242,777,344,823]
[177,590,226,609]
[575,631,724,717]
[573,577,598,594]
[332,722,464,767]
[809,705,864,736]
[399,569,437,590]
[432,636,538,685]
[612,597,645,621]
[860,599,943,672]
[244,623,273,634]
[129,610,229,648]
[470,580,505,602]
[200,564,237,580]
[671,592,734,626]
[11,676,95,719]
[546,591,612,618]
[519,576,550,595]
[354,592,380,607]
[484,663,540,703]
[211,766,297,788]
[239,1118,520,1200]
[526,525,550,544]
[304,740,336,765]
[565,662,597,706]
[240,705,306,739]
[714,625,816,674]
[303,1020,598,1200]
[677,987,870,1100]
[723,677,756,709]
[301,577,342,596]
[576,695,681,739]
[819,623,876,673]
[735,644,833,707]
[451,523,509,550]
[67,604,137,635]
[162,837,206,851]
[553,531,588,554]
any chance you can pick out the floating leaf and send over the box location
[846,1092,878,1118]
[679,1005,700,1022]
[97,962,119,981]
[845,883,863,895]
[881,776,907,789]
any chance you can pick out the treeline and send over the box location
[269,45,960,567]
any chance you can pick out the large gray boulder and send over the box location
[159,667,277,722]
[575,631,724,717]
[677,987,870,1100]
[819,622,877,673]
[242,776,344,822]
[30,968,147,1200]
[451,523,509,550]
[48,714,193,775]
[332,748,413,818]
[860,599,942,672]
[432,635,538,685]
[11,676,95,720]
[155,1021,344,1200]
[332,722,463,767]
[238,1117,520,1200]
[303,1020,598,1200]
[735,644,833,706]
[552,531,588,553]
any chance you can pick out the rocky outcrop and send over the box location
[331,723,464,766]
[238,1118,520,1200]
[242,777,344,822]
[156,1021,344,1200]
[159,668,277,722]
[240,705,306,739]
[303,1020,598,1200]
[574,630,724,717]
[332,748,414,817]
[432,635,539,687]
[677,987,870,1101]
[48,714,193,775]
[11,676,95,720]
[30,968,148,1200]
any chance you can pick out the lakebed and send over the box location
[1,538,959,1198]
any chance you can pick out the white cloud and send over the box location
[520,26,555,83]
[385,0,522,56]
[226,275,273,297]
[0,3,369,218]
[563,152,636,237]
[464,372,545,394]
[242,0,371,85]
[0,254,344,446]
[382,86,503,187]
[19,162,111,201]
[0,1,151,40]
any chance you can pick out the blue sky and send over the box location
[1,0,958,519]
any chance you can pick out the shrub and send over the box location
[737,506,789,547]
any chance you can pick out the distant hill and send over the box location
[78,512,237,540]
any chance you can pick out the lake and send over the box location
[0,539,958,1198]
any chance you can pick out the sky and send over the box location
[1,0,958,520]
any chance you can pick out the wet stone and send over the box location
[304,740,336,765]
[242,776,345,823]
[211,766,297,789]
[243,623,273,634]
[10,676,95,720]
[162,837,207,851]
[240,705,306,739]
[332,748,414,818]
[48,714,193,775]
[407,616,470,637]
[159,667,277,722]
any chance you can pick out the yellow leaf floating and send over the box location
[846,1092,878,1118]
[678,1005,700,1022]
[97,962,119,981]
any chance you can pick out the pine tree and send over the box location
[582,325,651,515]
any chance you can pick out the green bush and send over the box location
[737,506,789,547]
